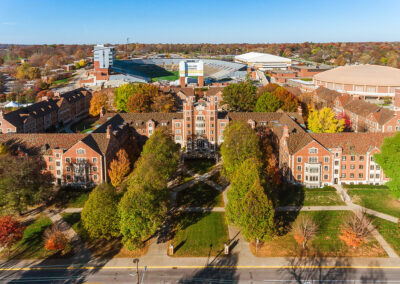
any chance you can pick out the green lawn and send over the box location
[176,182,224,208]
[303,187,345,206]
[1,216,56,259]
[171,212,229,257]
[71,117,100,133]
[369,215,400,255]
[177,172,195,186]
[348,188,400,217]
[277,185,344,207]
[184,159,215,175]
[50,76,74,88]
[256,211,385,257]
[61,213,148,258]
[152,71,180,82]
[54,186,91,208]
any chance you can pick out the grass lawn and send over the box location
[253,211,385,257]
[0,216,59,259]
[369,215,400,255]
[50,76,74,88]
[170,212,229,257]
[61,213,148,258]
[176,182,224,208]
[54,186,91,208]
[303,187,345,206]
[151,70,179,82]
[184,158,215,175]
[348,188,400,218]
[177,171,195,186]
[71,117,99,133]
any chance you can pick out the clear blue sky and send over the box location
[1,0,399,44]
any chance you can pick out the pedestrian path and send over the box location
[275,205,351,211]
[177,207,225,212]
[44,209,91,257]
[334,185,398,258]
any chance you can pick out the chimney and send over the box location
[394,88,400,114]
[283,124,289,140]
[100,107,106,117]
[54,92,61,98]
[106,125,112,139]
[297,105,303,116]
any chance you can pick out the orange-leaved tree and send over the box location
[108,149,131,187]
[89,91,108,116]
[44,226,68,251]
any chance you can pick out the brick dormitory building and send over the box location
[0,86,395,188]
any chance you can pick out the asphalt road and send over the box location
[1,266,400,283]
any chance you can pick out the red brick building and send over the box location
[0,88,91,133]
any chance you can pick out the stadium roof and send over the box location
[314,64,400,86]
[235,52,291,63]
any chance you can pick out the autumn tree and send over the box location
[44,225,68,252]
[374,132,400,197]
[114,83,158,112]
[272,87,299,112]
[151,93,176,112]
[89,91,109,116]
[81,183,121,239]
[293,215,318,249]
[0,154,54,214]
[0,216,24,256]
[339,212,372,248]
[308,107,345,133]
[108,149,131,187]
[126,93,153,113]
[254,92,283,112]
[221,120,261,179]
[240,178,275,241]
[221,82,257,112]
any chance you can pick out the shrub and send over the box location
[44,225,68,252]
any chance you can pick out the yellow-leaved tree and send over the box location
[108,149,131,187]
[308,107,345,133]
[89,91,108,116]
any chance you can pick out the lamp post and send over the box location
[133,258,139,284]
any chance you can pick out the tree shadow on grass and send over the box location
[275,183,305,207]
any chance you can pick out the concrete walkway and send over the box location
[178,207,225,212]
[44,209,91,257]
[276,205,352,211]
[334,185,399,258]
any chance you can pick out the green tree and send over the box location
[241,178,275,241]
[226,158,261,225]
[374,132,400,198]
[308,107,345,133]
[254,92,283,112]
[221,121,261,179]
[114,83,158,112]
[0,155,53,214]
[119,186,168,250]
[221,82,257,112]
[81,183,121,240]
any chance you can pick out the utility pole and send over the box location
[133,258,139,284]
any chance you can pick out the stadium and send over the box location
[313,64,400,99]
[111,58,247,84]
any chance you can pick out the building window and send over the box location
[92,166,97,172]
[76,148,85,154]
[324,174,328,180]
[350,165,355,170]
[56,153,60,158]
[187,124,190,128]
[93,174,98,180]
[341,173,346,178]
[92,157,97,163]
[359,156,364,161]
[370,165,374,170]
[297,157,302,163]
[175,122,181,128]
[220,122,226,127]
[351,156,355,161]
[324,157,329,163]
[342,156,346,161]
[324,166,329,171]
[376,174,380,179]
[297,165,302,172]
[48,157,53,162]
[175,129,181,134]
[56,170,61,175]
[370,156,374,162]
[376,165,380,170]
[359,165,364,169]
[334,169,339,174]
[334,161,339,166]
[66,157,71,163]
[66,175,71,180]
[388,126,393,131]
[341,165,346,170]
[56,161,61,167]
[66,166,71,172]
[350,173,354,179]
[49,166,54,170]
[359,173,363,178]
[309,148,318,154]
[296,174,302,180]
[175,135,182,141]
[308,157,318,163]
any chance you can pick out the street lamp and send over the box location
[133,258,139,284]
